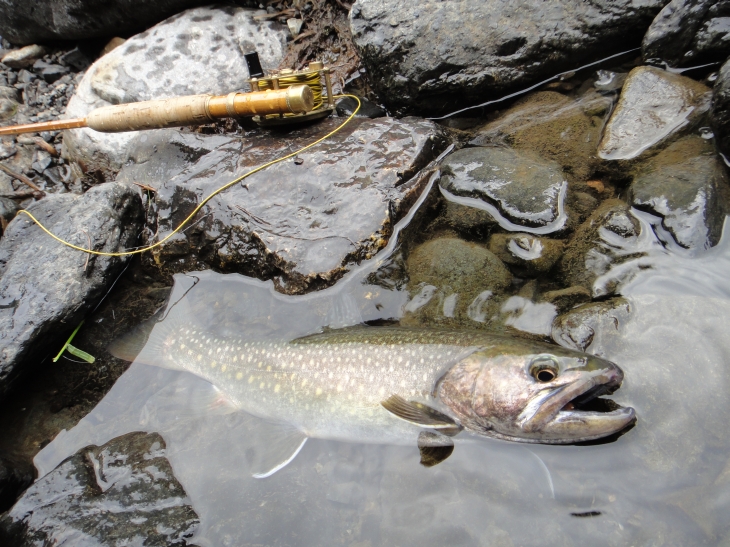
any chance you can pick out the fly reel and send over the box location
[245,53,335,127]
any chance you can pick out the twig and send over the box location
[0,163,44,194]
[0,190,36,199]
[81,230,91,271]
[133,181,156,193]
[33,137,59,157]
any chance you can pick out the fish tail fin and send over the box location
[107,297,195,370]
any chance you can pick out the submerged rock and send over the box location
[116,117,448,294]
[0,432,199,546]
[0,0,209,45]
[557,199,643,295]
[711,58,730,158]
[63,6,288,177]
[598,66,711,160]
[487,233,564,277]
[402,237,512,327]
[0,183,143,399]
[0,457,33,514]
[629,137,728,249]
[552,297,631,351]
[439,146,567,234]
[642,0,730,67]
[349,0,665,116]
[470,91,612,183]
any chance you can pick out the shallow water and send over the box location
[31,206,730,546]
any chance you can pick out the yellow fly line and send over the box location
[18,94,361,258]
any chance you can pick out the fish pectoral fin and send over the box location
[381,394,460,430]
[417,431,454,468]
[245,418,308,479]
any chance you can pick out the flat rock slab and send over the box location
[0,432,199,547]
[642,0,730,67]
[711,58,730,157]
[349,0,665,115]
[63,5,288,177]
[439,146,567,233]
[0,183,143,400]
[116,117,448,294]
[598,66,711,160]
[629,137,729,249]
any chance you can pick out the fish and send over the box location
[110,319,636,477]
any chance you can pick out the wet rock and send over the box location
[63,6,288,178]
[0,457,33,514]
[402,237,512,328]
[1,45,45,69]
[540,286,592,315]
[552,297,631,351]
[629,137,728,249]
[487,233,564,277]
[336,96,386,118]
[557,199,643,295]
[0,183,143,399]
[0,432,199,546]
[598,66,711,161]
[642,0,730,67]
[349,0,665,116]
[439,146,567,233]
[711,58,730,158]
[0,197,19,234]
[116,117,447,294]
[0,98,17,121]
[0,0,210,45]
[470,91,612,183]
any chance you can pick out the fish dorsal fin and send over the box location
[381,395,460,431]
[242,417,308,479]
[417,431,454,467]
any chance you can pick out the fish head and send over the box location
[438,343,636,444]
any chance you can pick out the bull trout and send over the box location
[110,322,635,477]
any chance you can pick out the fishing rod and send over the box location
[0,54,337,136]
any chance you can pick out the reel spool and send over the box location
[247,57,335,127]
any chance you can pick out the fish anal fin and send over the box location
[244,417,308,479]
[381,394,459,430]
[418,431,454,468]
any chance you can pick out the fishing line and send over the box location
[17,94,361,257]
[428,48,640,120]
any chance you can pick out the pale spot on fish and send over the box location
[221,365,227,372]
[248,376,254,384]
[315,388,322,396]
[236,372,243,380]
[259,382,265,389]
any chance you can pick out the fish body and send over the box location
[114,321,635,471]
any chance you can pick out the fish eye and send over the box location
[529,355,559,383]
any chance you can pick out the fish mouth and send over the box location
[523,367,636,443]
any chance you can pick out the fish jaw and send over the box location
[439,351,636,444]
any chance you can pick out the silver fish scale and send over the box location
[160,326,483,443]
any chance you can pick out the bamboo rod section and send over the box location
[0,85,314,136]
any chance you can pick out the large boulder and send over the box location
[349,0,666,116]
[642,0,730,67]
[0,432,199,546]
[0,0,209,45]
[0,183,143,400]
[597,66,711,160]
[63,6,288,178]
[115,117,449,294]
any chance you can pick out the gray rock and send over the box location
[0,45,45,68]
[336,96,386,118]
[557,199,644,295]
[0,197,19,234]
[629,137,728,249]
[487,233,564,277]
[598,66,711,160]
[711,58,730,157]
[0,0,209,45]
[349,0,665,116]
[439,146,567,233]
[539,286,592,315]
[0,98,17,121]
[0,432,199,546]
[402,237,512,328]
[63,6,288,178]
[115,117,448,294]
[551,297,631,351]
[642,0,730,67]
[0,183,143,399]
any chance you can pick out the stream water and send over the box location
[29,185,730,546]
